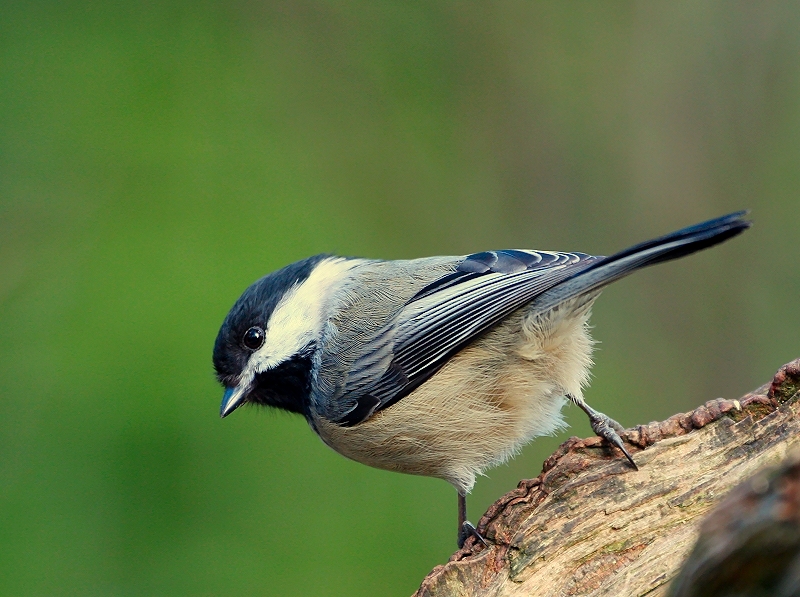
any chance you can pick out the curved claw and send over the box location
[589,413,638,470]
[459,521,489,549]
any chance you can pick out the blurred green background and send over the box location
[1,2,798,595]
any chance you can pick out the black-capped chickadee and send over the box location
[213,212,750,547]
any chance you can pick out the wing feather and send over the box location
[333,250,598,425]
[327,211,751,426]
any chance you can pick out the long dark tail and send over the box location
[533,211,751,310]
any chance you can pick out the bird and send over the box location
[213,211,750,547]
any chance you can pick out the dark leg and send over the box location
[457,492,488,549]
[568,393,638,470]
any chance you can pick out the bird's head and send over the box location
[213,255,336,418]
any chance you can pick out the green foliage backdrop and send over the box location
[1,2,798,595]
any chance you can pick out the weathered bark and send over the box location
[414,359,800,597]
[668,450,800,597]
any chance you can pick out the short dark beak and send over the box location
[220,386,247,418]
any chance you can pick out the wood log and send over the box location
[413,359,800,597]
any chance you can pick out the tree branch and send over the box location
[414,359,800,597]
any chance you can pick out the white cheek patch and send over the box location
[242,257,362,379]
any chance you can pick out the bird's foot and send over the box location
[458,521,488,549]
[588,411,638,470]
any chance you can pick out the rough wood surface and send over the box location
[414,359,800,597]
[668,450,800,597]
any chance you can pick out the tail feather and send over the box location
[530,211,751,312]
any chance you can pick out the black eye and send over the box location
[242,326,265,351]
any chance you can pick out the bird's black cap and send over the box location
[213,254,327,387]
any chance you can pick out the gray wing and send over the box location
[332,249,599,426]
